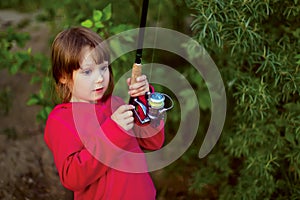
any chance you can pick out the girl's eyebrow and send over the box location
[100,61,109,65]
[79,65,93,70]
[80,61,109,69]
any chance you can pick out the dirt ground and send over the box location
[0,9,73,200]
[0,10,201,200]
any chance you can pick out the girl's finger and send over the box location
[115,105,134,116]
[129,85,149,96]
[136,75,147,82]
[129,81,146,90]
[123,110,133,118]
[125,116,134,124]
[126,78,131,86]
[117,107,133,120]
[129,75,148,88]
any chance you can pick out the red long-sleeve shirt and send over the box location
[44,95,164,200]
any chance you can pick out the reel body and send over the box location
[129,92,173,126]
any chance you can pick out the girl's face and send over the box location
[70,46,110,103]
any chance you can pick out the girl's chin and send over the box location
[92,94,104,102]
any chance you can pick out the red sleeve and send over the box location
[134,120,165,150]
[44,113,133,191]
[131,85,165,150]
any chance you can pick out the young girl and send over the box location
[44,27,164,200]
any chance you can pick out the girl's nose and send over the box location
[95,73,104,83]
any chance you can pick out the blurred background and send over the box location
[0,0,299,199]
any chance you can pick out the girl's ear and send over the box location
[59,76,68,84]
[59,75,73,91]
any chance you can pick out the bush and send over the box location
[186,0,300,199]
[0,27,53,122]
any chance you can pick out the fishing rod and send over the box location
[129,0,173,126]
[130,0,148,85]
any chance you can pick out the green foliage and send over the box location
[0,0,43,12]
[0,87,12,116]
[187,0,300,199]
[0,28,30,73]
[81,4,112,36]
[0,27,53,122]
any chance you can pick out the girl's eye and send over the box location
[100,66,108,73]
[82,69,92,75]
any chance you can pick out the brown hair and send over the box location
[51,26,114,103]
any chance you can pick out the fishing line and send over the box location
[148,1,162,83]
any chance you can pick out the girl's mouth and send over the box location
[94,87,104,92]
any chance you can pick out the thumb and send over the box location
[117,104,135,113]
[126,77,131,86]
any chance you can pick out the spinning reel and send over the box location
[129,91,174,126]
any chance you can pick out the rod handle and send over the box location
[131,63,142,85]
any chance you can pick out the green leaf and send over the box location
[27,96,39,106]
[93,10,103,22]
[179,89,198,119]
[10,64,19,75]
[37,106,52,122]
[295,54,300,65]
[285,132,295,145]
[198,92,211,110]
[81,19,93,28]
[109,40,124,60]
[102,4,112,21]
[45,106,53,116]
[94,21,104,28]
[110,24,134,34]
[38,109,47,121]
[30,76,41,84]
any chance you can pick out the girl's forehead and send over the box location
[81,47,96,61]
[80,46,106,65]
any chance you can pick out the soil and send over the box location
[0,10,201,200]
[0,9,73,200]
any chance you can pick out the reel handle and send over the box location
[158,93,174,114]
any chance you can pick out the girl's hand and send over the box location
[111,105,135,131]
[127,75,150,97]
